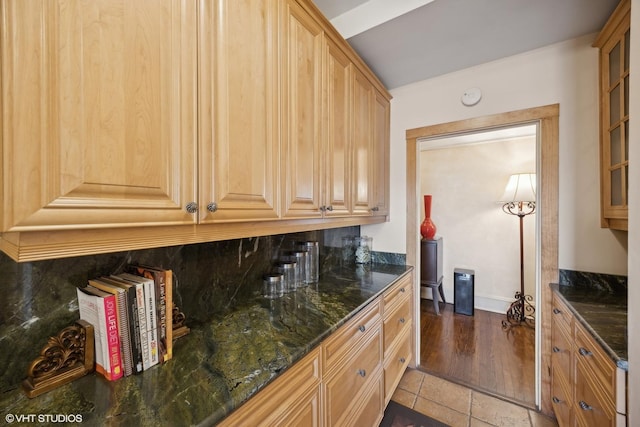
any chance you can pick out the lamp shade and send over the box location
[500,173,536,203]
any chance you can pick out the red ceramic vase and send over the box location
[420,195,437,239]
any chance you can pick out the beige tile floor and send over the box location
[390,368,559,427]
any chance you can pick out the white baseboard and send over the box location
[420,290,535,315]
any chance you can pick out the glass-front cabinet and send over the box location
[594,0,630,230]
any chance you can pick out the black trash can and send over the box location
[454,268,474,316]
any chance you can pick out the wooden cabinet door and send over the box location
[281,0,324,219]
[595,0,630,230]
[351,68,373,216]
[323,38,352,217]
[372,89,390,216]
[0,0,198,232]
[198,0,280,223]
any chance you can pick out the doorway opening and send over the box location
[418,124,537,407]
[405,105,559,416]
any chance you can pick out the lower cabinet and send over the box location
[551,293,627,427]
[217,346,322,427]
[218,272,414,426]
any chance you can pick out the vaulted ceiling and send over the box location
[312,0,621,89]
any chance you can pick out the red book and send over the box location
[77,286,124,381]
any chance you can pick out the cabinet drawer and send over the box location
[575,360,615,427]
[383,274,412,311]
[323,299,381,371]
[552,294,573,335]
[350,374,384,427]
[551,365,573,427]
[384,327,412,402]
[551,318,573,384]
[383,296,412,354]
[324,326,382,425]
[575,322,616,405]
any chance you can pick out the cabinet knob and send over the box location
[399,357,406,364]
[357,369,366,377]
[400,287,406,293]
[399,317,405,324]
[207,203,218,213]
[185,202,198,214]
[358,325,366,333]
[553,308,561,315]
[578,401,593,411]
[578,347,593,357]
[319,206,326,212]
[552,397,562,404]
[370,206,380,212]
[326,205,333,211]
[552,346,561,353]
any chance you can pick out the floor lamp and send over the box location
[499,173,536,329]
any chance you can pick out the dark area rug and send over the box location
[379,400,450,427]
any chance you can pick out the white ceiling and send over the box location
[312,0,621,89]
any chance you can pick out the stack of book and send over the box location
[76,265,173,380]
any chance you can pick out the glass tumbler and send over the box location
[297,241,319,283]
[263,273,283,299]
[286,250,307,288]
[275,261,297,293]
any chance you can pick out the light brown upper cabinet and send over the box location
[281,0,325,219]
[352,68,375,216]
[594,0,630,231]
[198,0,280,223]
[372,89,391,217]
[281,3,360,220]
[0,0,391,262]
[323,37,353,218]
[0,0,199,232]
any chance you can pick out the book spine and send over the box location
[136,284,150,371]
[165,270,173,361]
[103,295,123,381]
[156,272,168,363]
[144,279,159,367]
[115,290,133,377]
[127,286,144,374]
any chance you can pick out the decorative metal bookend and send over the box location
[172,303,190,340]
[23,320,95,398]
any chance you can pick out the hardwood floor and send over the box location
[419,299,536,408]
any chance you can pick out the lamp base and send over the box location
[501,291,535,330]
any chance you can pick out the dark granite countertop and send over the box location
[0,264,412,426]
[550,283,627,370]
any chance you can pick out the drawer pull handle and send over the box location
[400,357,406,363]
[553,308,561,315]
[357,369,366,377]
[552,397,562,404]
[578,347,592,357]
[579,401,593,411]
[399,317,406,324]
[358,325,366,333]
[552,346,561,353]
[400,287,406,293]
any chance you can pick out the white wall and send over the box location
[419,138,536,312]
[363,32,628,276]
[627,0,639,422]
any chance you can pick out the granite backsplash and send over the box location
[0,226,405,394]
[559,269,628,294]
